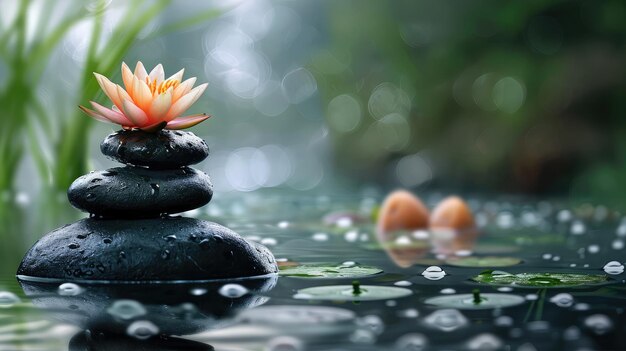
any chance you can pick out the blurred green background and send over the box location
[1,0,625,209]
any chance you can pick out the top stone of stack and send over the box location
[101,129,209,169]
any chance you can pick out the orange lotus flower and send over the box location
[79,62,210,132]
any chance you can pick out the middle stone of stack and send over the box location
[68,129,213,218]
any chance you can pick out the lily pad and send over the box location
[445,256,522,268]
[294,285,412,301]
[472,271,609,288]
[279,263,383,279]
[425,293,525,310]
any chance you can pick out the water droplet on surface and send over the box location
[603,261,624,275]
[161,250,171,260]
[277,221,289,229]
[421,266,446,280]
[58,283,83,296]
[467,333,502,351]
[218,284,248,298]
[497,287,513,292]
[395,333,428,351]
[190,288,207,296]
[0,291,20,308]
[394,280,412,287]
[440,288,456,294]
[549,293,574,307]
[85,193,97,202]
[261,237,277,246]
[557,210,572,222]
[127,320,159,340]
[357,315,384,334]
[587,245,600,254]
[423,309,468,331]
[266,336,304,351]
[570,221,586,235]
[312,232,329,241]
[107,300,147,320]
[344,230,359,242]
[612,239,624,250]
[398,308,419,318]
[584,314,613,334]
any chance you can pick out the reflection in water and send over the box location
[376,192,479,267]
[18,275,276,349]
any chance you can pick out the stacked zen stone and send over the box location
[17,130,278,281]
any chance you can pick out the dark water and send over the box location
[0,191,625,350]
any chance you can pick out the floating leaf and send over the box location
[472,271,609,288]
[279,263,383,279]
[295,285,412,301]
[446,256,522,268]
[425,293,525,310]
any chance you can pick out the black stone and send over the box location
[17,217,278,281]
[101,129,209,169]
[68,167,213,218]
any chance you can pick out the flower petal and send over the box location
[165,83,207,120]
[149,63,165,84]
[79,105,114,124]
[166,114,210,130]
[89,101,133,125]
[149,89,172,122]
[140,121,168,133]
[121,62,134,95]
[94,73,122,109]
[131,76,153,111]
[172,77,196,101]
[134,61,148,81]
[166,68,184,83]
[122,99,149,126]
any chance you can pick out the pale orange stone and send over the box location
[430,196,475,230]
[377,190,429,234]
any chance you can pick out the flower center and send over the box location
[145,77,180,95]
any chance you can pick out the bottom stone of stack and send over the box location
[17,217,278,281]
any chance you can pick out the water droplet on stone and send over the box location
[421,266,446,280]
[127,320,159,340]
[107,300,147,320]
[161,250,171,260]
[150,183,159,196]
[218,284,248,298]
[603,261,624,275]
[85,193,97,202]
[58,283,83,296]
[163,234,177,242]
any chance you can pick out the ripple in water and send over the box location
[0,291,20,308]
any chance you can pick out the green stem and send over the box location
[534,288,547,321]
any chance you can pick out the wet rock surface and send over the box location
[68,167,213,218]
[17,217,278,281]
[101,129,209,169]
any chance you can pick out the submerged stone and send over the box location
[101,129,209,169]
[68,167,212,218]
[17,217,278,281]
